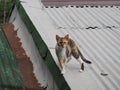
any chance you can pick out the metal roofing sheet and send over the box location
[45,6,120,29]
[44,6,120,90]
[20,0,120,90]
[0,28,24,89]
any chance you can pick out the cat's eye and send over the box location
[63,42,66,44]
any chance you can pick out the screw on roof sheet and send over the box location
[100,6,104,8]
[110,5,113,8]
[65,6,68,8]
[95,6,98,8]
[80,6,84,8]
[50,6,54,8]
[105,6,108,8]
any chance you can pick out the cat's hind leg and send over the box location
[72,50,84,72]
[77,58,84,72]
[67,55,72,63]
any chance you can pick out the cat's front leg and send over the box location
[61,67,66,74]
[59,59,66,74]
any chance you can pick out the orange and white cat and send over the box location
[55,34,91,74]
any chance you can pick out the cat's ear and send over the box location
[65,34,69,40]
[56,35,60,41]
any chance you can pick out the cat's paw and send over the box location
[61,69,66,74]
[79,69,83,72]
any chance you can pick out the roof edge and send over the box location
[42,1,120,6]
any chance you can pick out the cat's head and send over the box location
[56,34,69,48]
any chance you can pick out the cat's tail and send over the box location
[78,50,92,64]
[83,59,92,64]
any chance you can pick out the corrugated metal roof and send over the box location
[0,28,25,89]
[45,6,120,29]
[44,6,120,90]
[19,0,120,90]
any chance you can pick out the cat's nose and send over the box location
[61,44,64,48]
[61,45,64,48]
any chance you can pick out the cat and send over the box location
[55,34,92,74]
